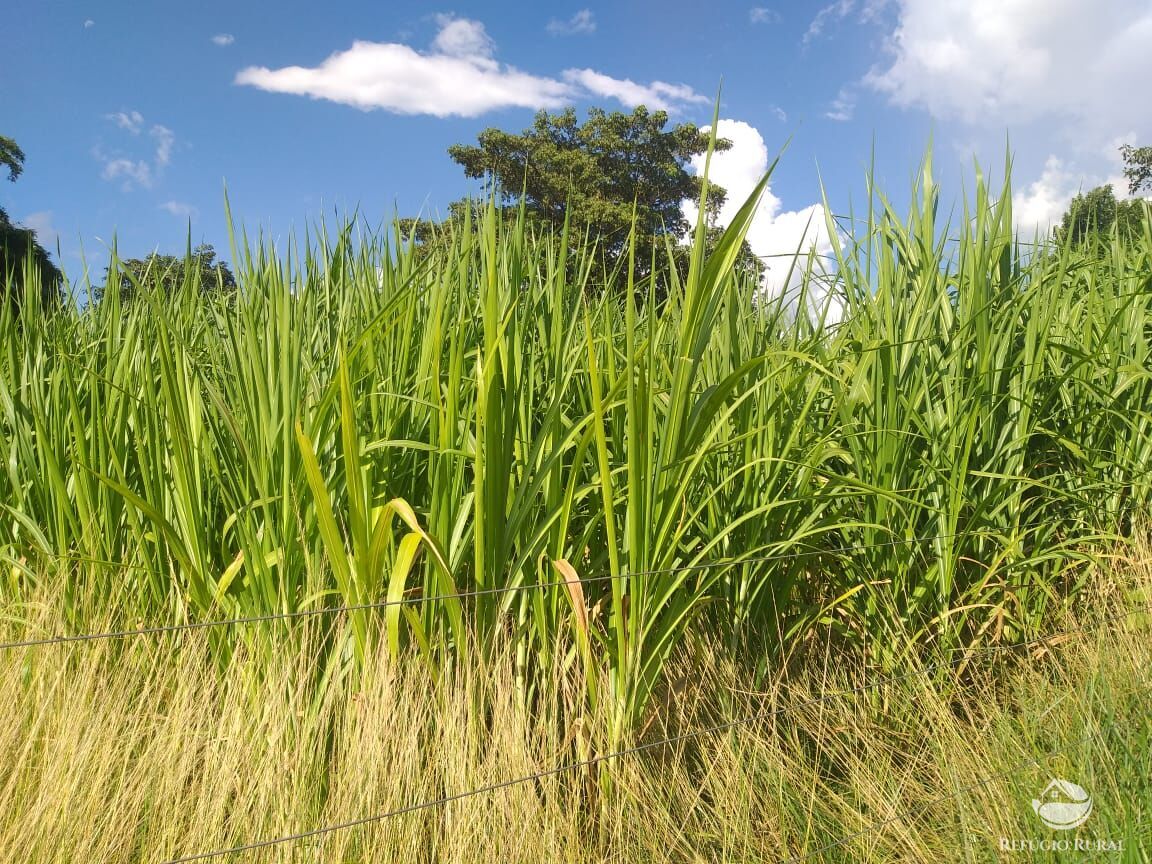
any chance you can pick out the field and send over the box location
[2,160,1151,861]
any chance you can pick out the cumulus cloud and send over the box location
[1012,149,1150,237]
[682,119,837,310]
[547,10,596,36]
[211,33,235,46]
[867,0,1152,139]
[236,21,567,116]
[236,15,704,117]
[160,201,199,219]
[1012,156,1081,236]
[431,14,495,57]
[856,0,1152,233]
[96,114,177,190]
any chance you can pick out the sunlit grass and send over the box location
[0,542,1148,862]
[1,150,1151,739]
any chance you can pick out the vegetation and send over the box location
[1055,143,1152,247]
[2,144,1152,741]
[1120,143,1152,196]
[3,134,1152,858]
[0,134,60,313]
[1057,184,1149,246]
[0,547,1148,862]
[442,106,761,289]
[0,135,26,183]
[448,106,721,244]
[100,242,237,301]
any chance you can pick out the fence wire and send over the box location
[0,520,1066,651]
[157,601,1151,863]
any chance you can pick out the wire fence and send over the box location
[4,523,1147,861]
[153,600,1151,863]
[0,520,1063,651]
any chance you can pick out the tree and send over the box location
[1,134,61,314]
[1120,143,1152,196]
[103,243,237,301]
[1,135,26,182]
[445,106,754,292]
[1056,184,1148,247]
[1057,185,1118,245]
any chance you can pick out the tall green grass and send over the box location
[2,154,1151,733]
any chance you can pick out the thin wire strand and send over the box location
[158,602,1149,863]
[0,521,1059,651]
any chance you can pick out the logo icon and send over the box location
[1032,779,1092,830]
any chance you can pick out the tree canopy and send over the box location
[102,244,237,301]
[443,106,753,291]
[1,134,61,314]
[1,135,26,183]
[1054,144,1151,248]
[1056,185,1149,247]
[448,106,726,242]
[1120,143,1152,196]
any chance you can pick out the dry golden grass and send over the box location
[0,546,1150,863]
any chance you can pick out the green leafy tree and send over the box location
[1,135,26,182]
[1120,143,1152,196]
[1,134,61,314]
[1057,184,1149,247]
[103,243,237,301]
[443,106,760,292]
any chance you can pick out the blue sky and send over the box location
[3,1,1150,289]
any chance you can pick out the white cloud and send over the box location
[101,158,153,187]
[236,16,705,117]
[236,18,572,117]
[749,7,780,24]
[431,14,495,58]
[1012,149,1150,236]
[83,19,95,29]
[547,10,596,36]
[825,89,854,121]
[563,69,706,112]
[804,0,889,40]
[160,201,199,219]
[107,110,145,134]
[21,212,58,248]
[804,0,856,43]
[96,115,177,190]
[682,119,836,306]
[1012,156,1080,236]
[854,0,1152,236]
[151,124,174,167]
[867,0,1152,139]
[211,33,235,47]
